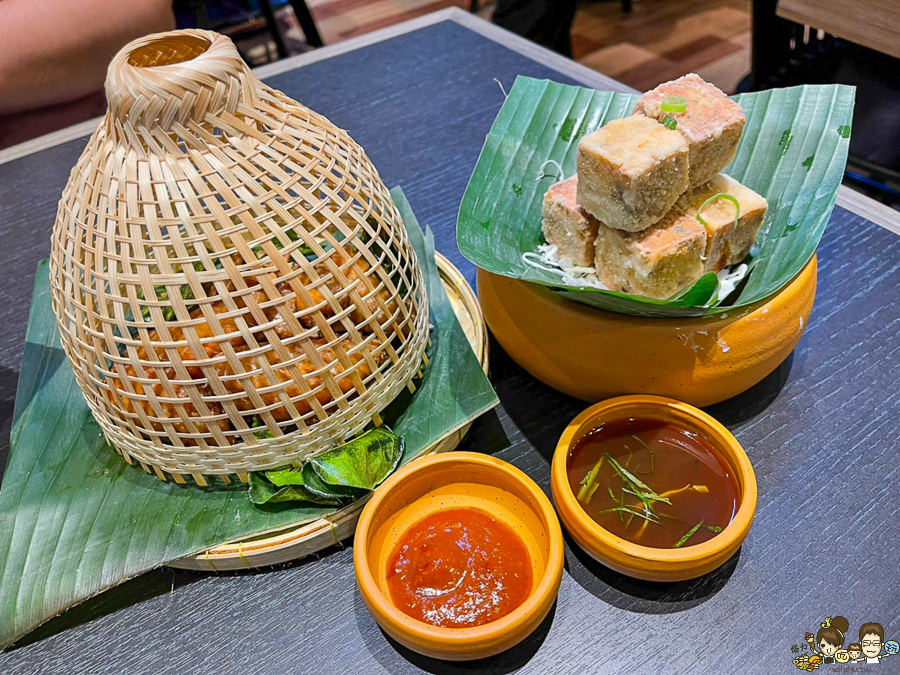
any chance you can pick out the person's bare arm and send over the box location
[0,0,174,114]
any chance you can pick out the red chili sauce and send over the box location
[386,507,533,628]
[566,418,740,549]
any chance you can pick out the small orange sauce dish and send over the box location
[551,395,757,582]
[354,452,564,661]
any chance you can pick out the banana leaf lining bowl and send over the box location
[459,76,849,404]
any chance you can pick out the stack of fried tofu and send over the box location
[541,74,768,300]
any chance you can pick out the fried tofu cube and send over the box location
[634,74,745,188]
[677,174,768,269]
[594,207,707,300]
[541,176,600,266]
[576,115,689,232]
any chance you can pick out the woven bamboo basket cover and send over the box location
[172,253,488,570]
[48,30,429,483]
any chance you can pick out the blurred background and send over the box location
[1,0,897,207]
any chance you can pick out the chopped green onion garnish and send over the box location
[696,193,740,230]
[673,520,705,548]
[661,96,687,113]
[661,114,678,130]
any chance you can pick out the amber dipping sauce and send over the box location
[566,418,740,549]
[385,507,533,628]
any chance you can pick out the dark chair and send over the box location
[175,0,323,64]
[472,0,631,13]
[743,0,900,203]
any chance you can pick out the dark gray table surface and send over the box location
[1,13,899,675]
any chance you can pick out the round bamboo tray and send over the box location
[171,253,486,570]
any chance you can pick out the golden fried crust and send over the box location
[677,174,768,269]
[594,207,707,299]
[577,115,689,232]
[242,253,395,334]
[235,337,386,421]
[541,176,600,267]
[109,362,228,438]
[110,250,396,436]
[633,74,745,188]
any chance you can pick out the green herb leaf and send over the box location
[309,428,404,491]
[457,77,854,318]
[300,463,365,500]
[577,454,605,502]
[673,520,705,548]
[248,471,341,505]
[264,467,305,487]
[606,454,652,494]
[631,434,655,474]
[596,506,660,524]
[622,485,671,507]
[661,114,678,129]
[557,270,720,311]
[669,272,721,305]
[606,454,671,504]
[622,485,648,505]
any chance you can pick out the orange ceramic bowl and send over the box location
[354,452,564,661]
[551,395,757,582]
[477,255,816,406]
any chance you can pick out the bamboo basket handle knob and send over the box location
[104,29,254,143]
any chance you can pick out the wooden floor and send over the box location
[290,0,752,94]
[572,0,751,93]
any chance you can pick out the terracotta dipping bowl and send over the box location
[477,255,816,407]
[354,452,564,661]
[551,395,757,582]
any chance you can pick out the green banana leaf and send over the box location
[0,187,498,649]
[457,76,854,318]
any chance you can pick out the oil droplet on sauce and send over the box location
[386,507,533,628]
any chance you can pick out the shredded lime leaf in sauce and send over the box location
[673,520,705,548]
[577,454,605,502]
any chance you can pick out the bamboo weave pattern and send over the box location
[49,30,428,482]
